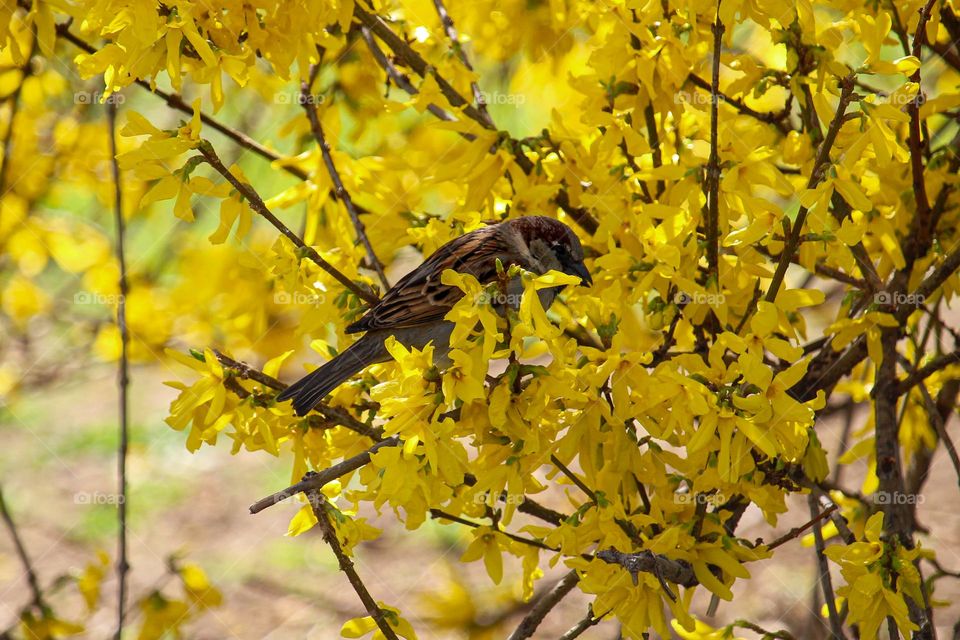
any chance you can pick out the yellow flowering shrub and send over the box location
[3,0,960,638]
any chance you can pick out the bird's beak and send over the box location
[567,261,593,287]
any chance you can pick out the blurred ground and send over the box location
[1,363,959,639]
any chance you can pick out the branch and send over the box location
[354,3,490,128]
[507,570,580,640]
[704,4,724,283]
[595,547,698,592]
[765,75,856,303]
[107,100,130,640]
[359,27,457,123]
[686,73,791,133]
[249,438,400,514]
[901,0,937,270]
[355,3,599,234]
[766,503,838,551]
[0,486,45,611]
[807,494,846,639]
[896,349,960,395]
[558,606,604,640]
[301,74,390,290]
[306,488,400,640]
[196,142,380,305]
[430,0,494,127]
[53,23,310,181]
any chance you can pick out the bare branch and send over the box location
[107,99,130,640]
[765,75,856,303]
[507,570,580,640]
[306,488,400,640]
[766,503,838,551]
[196,143,380,305]
[249,438,400,514]
[896,349,960,395]
[704,4,724,282]
[430,0,494,127]
[807,494,846,639]
[301,74,390,290]
[0,486,45,611]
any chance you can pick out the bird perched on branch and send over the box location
[277,215,592,416]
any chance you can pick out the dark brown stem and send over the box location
[558,607,604,640]
[107,100,130,640]
[306,488,400,640]
[301,76,389,289]
[430,0,494,127]
[766,75,856,303]
[705,5,724,283]
[507,570,580,640]
[766,503,837,551]
[807,494,846,639]
[359,27,457,123]
[896,350,960,394]
[250,438,400,514]
[196,144,379,305]
[0,486,45,611]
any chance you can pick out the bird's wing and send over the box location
[347,225,516,333]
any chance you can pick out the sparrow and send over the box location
[277,215,592,416]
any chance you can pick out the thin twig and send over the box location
[301,75,389,290]
[430,0,494,127]
[0,486,45,611]
[765,75,856,303]
[558,606,604,640]
[807,494,846,639]
[896,349,960,395]
[766,503,838,550]
[107,99,130,640]
[359,27,458,123]
[196,143,380,305]
[705,2,724,282]
[507,570,580,640]
[249,438,400,514]
[306,487,400,640]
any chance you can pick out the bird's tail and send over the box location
[277,337,385,416]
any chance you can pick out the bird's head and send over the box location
[509,216,592,287]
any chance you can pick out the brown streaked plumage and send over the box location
[277,216,591,416]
